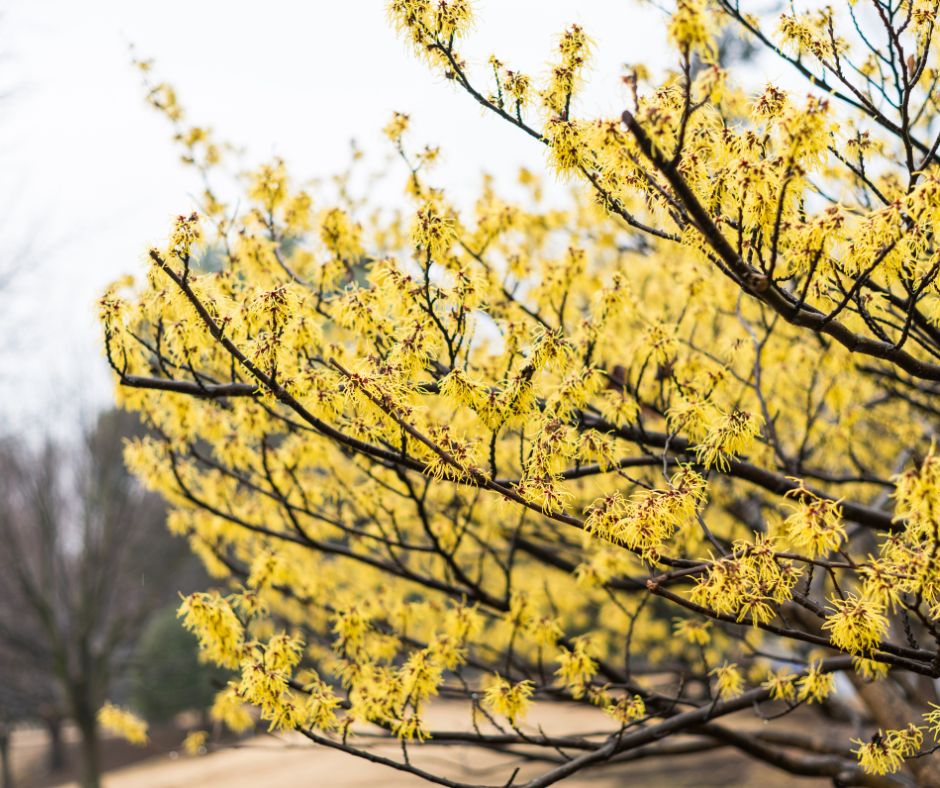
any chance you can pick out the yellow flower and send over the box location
[177,591,245,669]
[384,111,410,143]
[696,408,762,470]
[210,686,255,734]
[555,638,597,699]
[783,489,845,558]
[761,668,797,702]
[248,159,288,211]
[668,0,717,59]
[796,662,835,704]
[673,618,711,645]
[605,694,646,724]
[98,703,149,746]
[182,730,208,756]
[411,198,456,261]
[853,725,923,776]
[482,676,535,725]
[822,594,888,655]
[710,662,744,699]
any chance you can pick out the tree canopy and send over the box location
[99,1,940,784]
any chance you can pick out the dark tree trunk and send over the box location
[72,700,101,788]
[0,726,13,788]
[44,716,65,773]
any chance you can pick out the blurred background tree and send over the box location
[0,409,204,788]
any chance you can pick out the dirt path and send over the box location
[81,702,826,788]
[90,730,814,788]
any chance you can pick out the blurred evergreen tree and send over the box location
[129,606,228,726]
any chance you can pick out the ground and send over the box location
[12,701,836,787]
[91,731,818,788]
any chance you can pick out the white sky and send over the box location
[0,0,669,433]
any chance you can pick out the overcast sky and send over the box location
[0,1,673,433]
